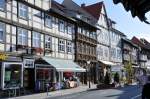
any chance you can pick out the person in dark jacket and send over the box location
[142,75,150,99]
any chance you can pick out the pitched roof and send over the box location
[62,0,97,27]
[81,2,103,20]
[131,36,144,47]
[131,36,148,50]
[51,0,66,15]
[140,38,150,50]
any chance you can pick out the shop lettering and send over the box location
[0,54,8,60]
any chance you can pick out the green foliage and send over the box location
[124,61,133,84]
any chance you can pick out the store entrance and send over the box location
[24,69,35,91]
[35,67,54,92]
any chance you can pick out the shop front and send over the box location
[98,60,116,84]
[42,57,86,90]
[0,55,23,91]
[34,59,56,92]
[1,62,23,90]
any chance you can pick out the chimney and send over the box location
[81,3,85,7]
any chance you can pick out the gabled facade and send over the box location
[122,38,139,66]
[122,38,139,80]
[82,2,113,83]
[62,0,98,84]
[0,0,86,94]
[132,37,150,74]
[109,22,126,72]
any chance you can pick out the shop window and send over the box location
[45,14,52,28]
[58,39,65,52]
[24,59,34,68]
[67,41,72,53]
[0,22,5,42]
[0,0,5,11]
[19,3,28,19]
[3,63,23,89]
[32,31,41,48]
[45,35,52,49]
[17,28,28,46]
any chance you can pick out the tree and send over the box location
[125,61,133,84]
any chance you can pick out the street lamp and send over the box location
[87,61,91,88]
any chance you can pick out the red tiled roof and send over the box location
[131,36,145,48]
[82,2,103,20]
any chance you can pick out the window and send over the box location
[93,32,96,39]
[32,32,41,47]
[33,9,42,18]
[82,29,86,35]
[0,0,5,10]
[59,20,65,32]
[104,49,108,58]
[45,14,52,28]
[24,59,34,68]
[117,49,122,59]
[19,3,28,19]
[45,35,52,49]
[18,28,28,45]
[67,24,72,35]
[58,39,65,52]
[0,23,5,42]
[78,27,82,33]
[111,48,116,58]
[67,41,72,53]
[86,31,89,37]
[99,47,103,56]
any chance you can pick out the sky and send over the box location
[56,0,150,42]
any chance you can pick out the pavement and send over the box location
[8,83,142,99]
[8,84,97,99]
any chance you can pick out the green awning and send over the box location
[42,57,86,72]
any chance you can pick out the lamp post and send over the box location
[87,61,91,88]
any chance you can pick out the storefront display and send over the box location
[1,62,23,90]
[35,65,55,92]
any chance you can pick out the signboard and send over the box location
[0,53,8,61]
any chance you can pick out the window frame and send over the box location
[45,35,52,49]
[58,39,65,52]
[45,14,52,28]
[0,22,5,42]
[17,28,28,46]
[58,20,65,32]
[32,31,41,48]
[18,3,28,19]
[67,41,72,53]
[67,24,73,35]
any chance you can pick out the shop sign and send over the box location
[0,53,8,61]
[24,59,34,68]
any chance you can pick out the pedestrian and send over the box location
[114,72,120,87]
[140,73,148,87]
[142,75,150,99]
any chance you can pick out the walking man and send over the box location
[142,75,150,99]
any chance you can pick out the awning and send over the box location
[42,57,86,72]
[99,60,116,66]
[132,66,140,68]
[111,66,123,72]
